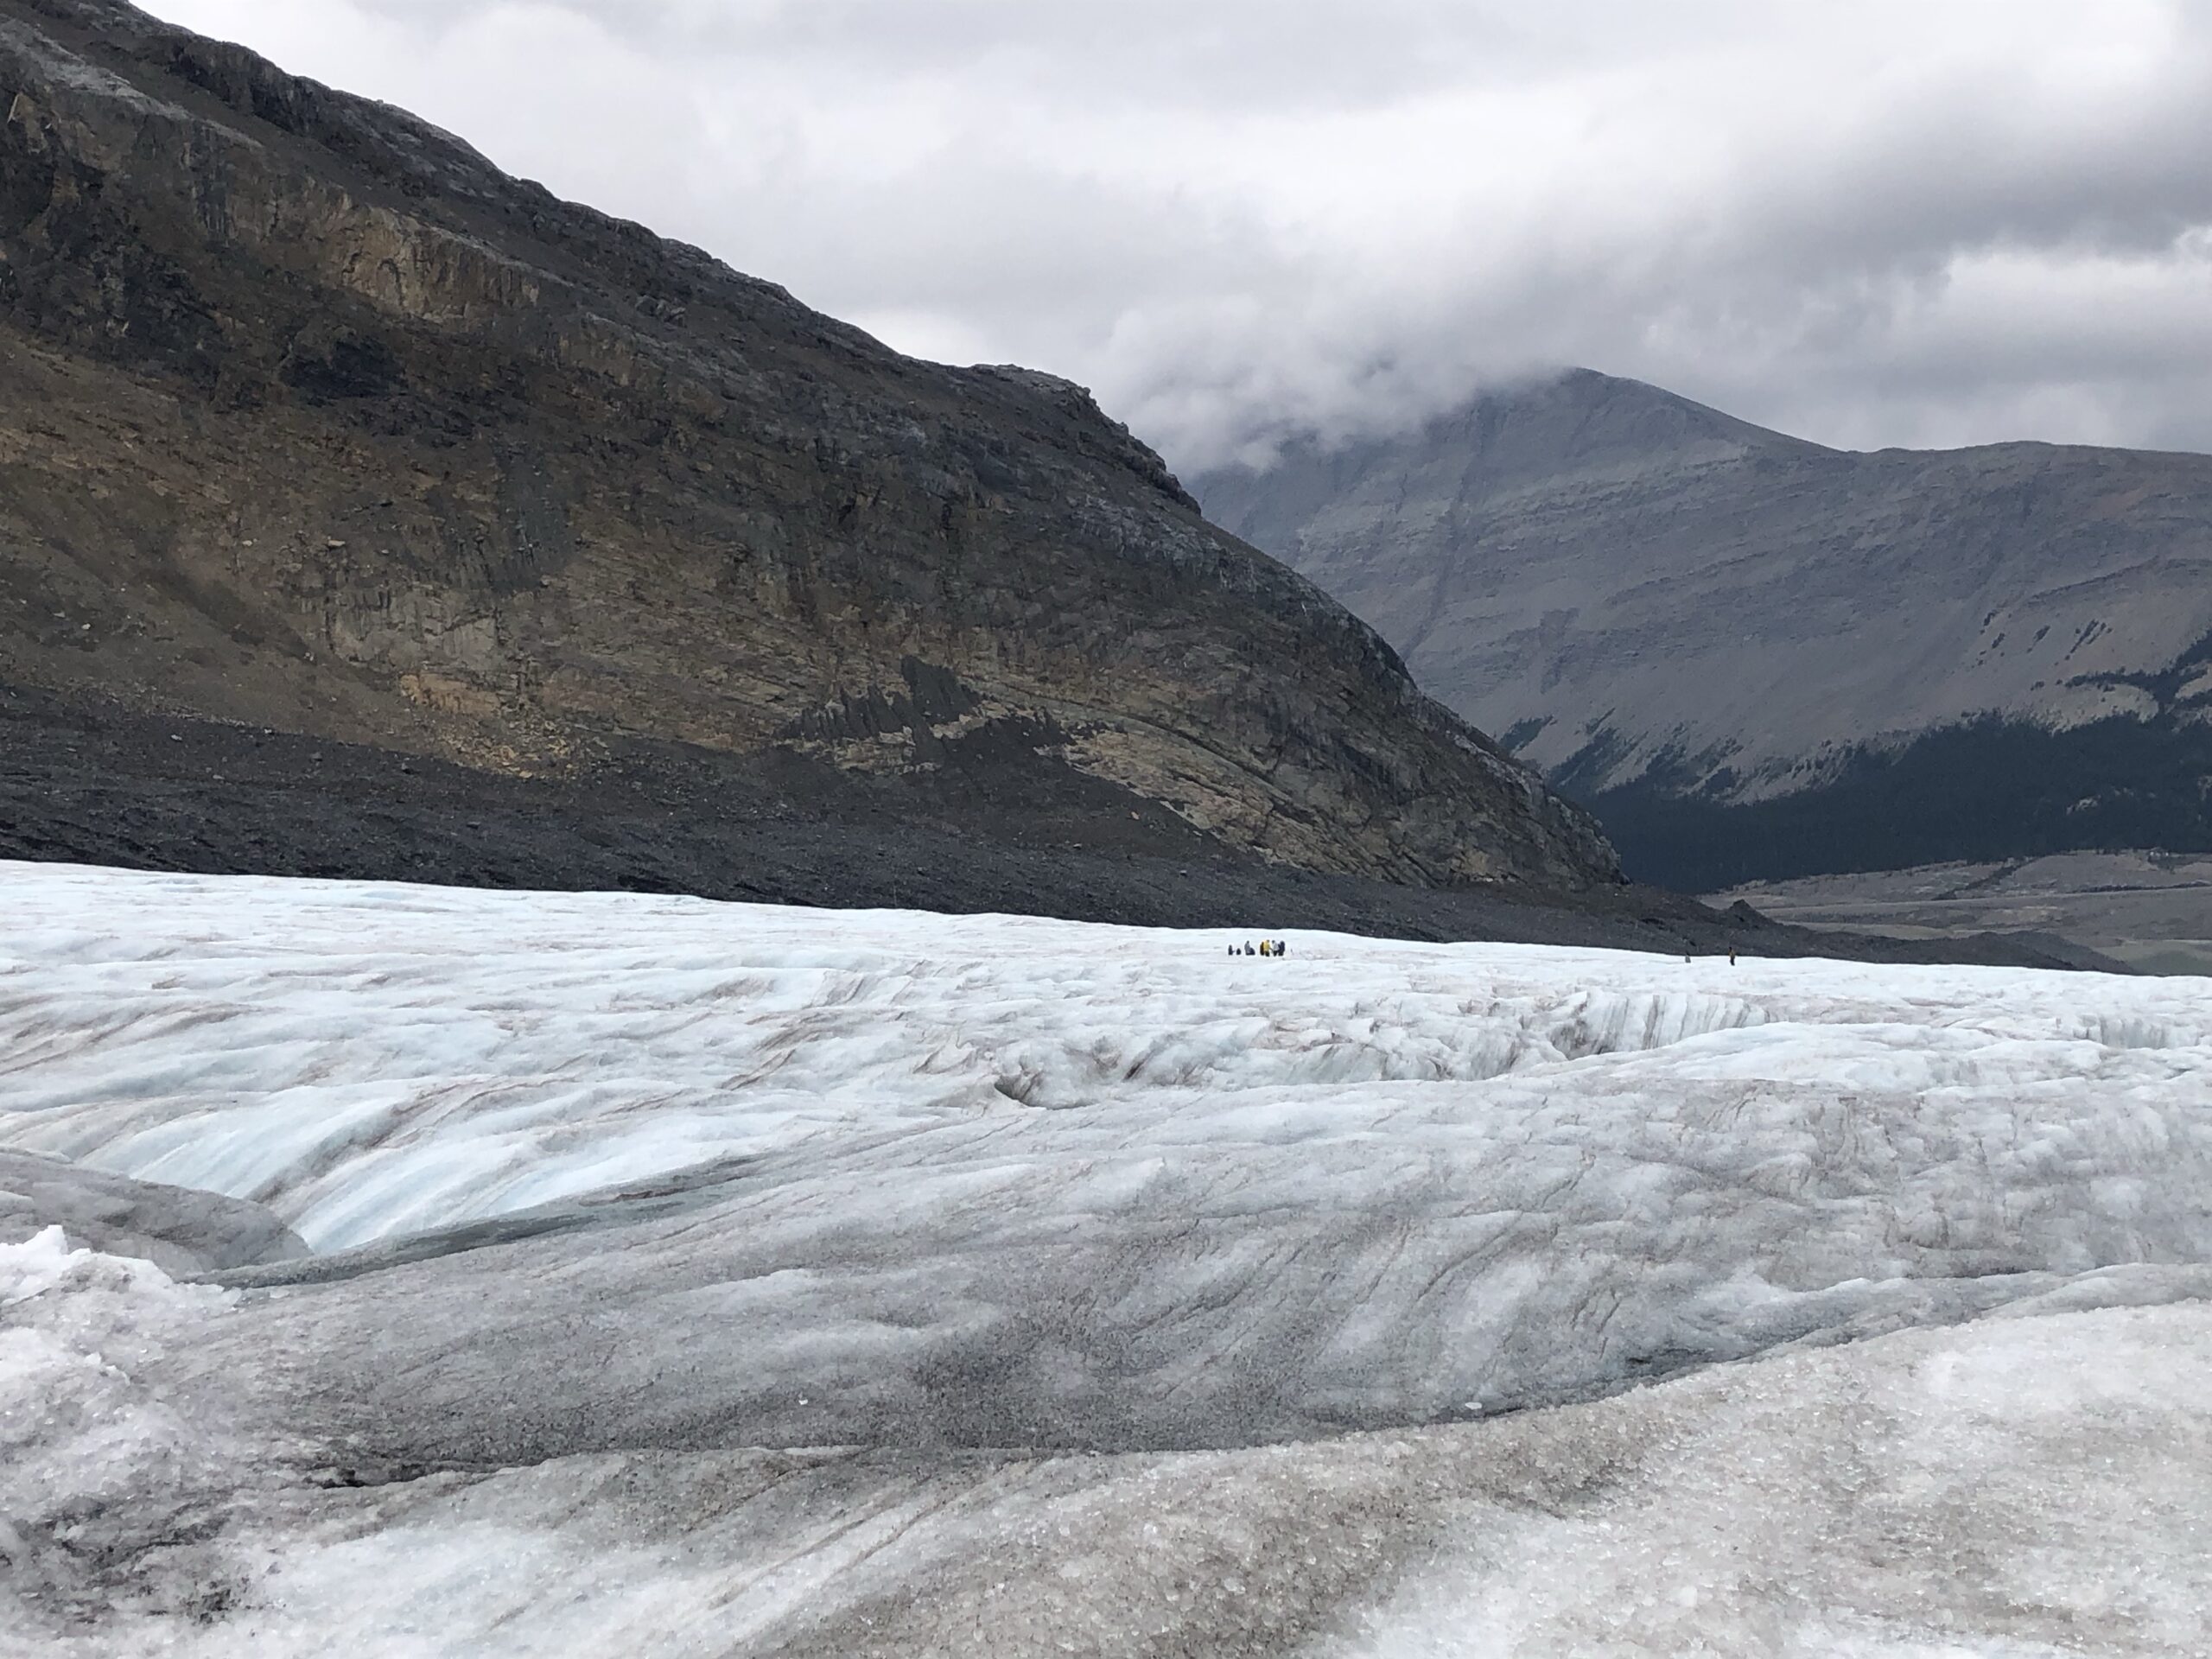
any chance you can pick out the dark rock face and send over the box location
[1197,369,2212,886]
[0,0,1618,896]
[5,680,2120,967]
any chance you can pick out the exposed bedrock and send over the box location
[0,0,1614,893]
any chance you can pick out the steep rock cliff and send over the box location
[0,0,1618,893]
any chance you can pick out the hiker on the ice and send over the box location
[1259,940,1272,957]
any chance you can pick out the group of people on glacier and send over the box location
[1230,939,1288,957]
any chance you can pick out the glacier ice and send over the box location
[3,1229,2205,1656]
[0,1149,306,1277]
[1,859,2208,1654]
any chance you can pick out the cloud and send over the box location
[138,0,2212,471]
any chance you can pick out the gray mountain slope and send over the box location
[1196,370,2212,887]
[0,0,1618,899]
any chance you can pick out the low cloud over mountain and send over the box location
[145,0,2212,470]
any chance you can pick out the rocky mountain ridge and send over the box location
[1197,369,2212,887]
[0,0,1618,902]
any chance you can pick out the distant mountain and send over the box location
[1196,369,2212,888]
[0,0,1621,911]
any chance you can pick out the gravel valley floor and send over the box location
[1719,849,2212,976]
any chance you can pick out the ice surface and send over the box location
[2,860,2204,1249]
[1,861,2209,1653]
[3,860,2208,1450]
[3,1239,2205,1656]
[0,1151,306,1276]
[0,1228,269,1642]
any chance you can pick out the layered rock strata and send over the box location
[0,0,1617,893]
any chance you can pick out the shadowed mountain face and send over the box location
[0,0,1619,905]
[1196,370,2212,888]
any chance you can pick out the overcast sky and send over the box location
[142,0,2212,473]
